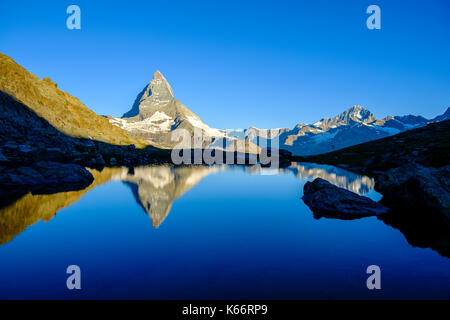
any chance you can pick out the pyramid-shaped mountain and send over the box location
[109,71,224,148]
[108,70,449,156]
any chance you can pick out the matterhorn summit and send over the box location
[109,71,226,148]
[135,70,175,118]
[312,105,376,131]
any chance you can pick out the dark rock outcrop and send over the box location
[0,161,95,208]
[376,163,450,225]
[302,178,388,220]
[0,161,93,192]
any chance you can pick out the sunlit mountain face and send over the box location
[108,71,258,152]
[0,53,146,147]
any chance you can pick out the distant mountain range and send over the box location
[234,105,449,156]
[1,51,448,157]
[109,70,449,156]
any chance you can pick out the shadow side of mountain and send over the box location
[122,85,146,118]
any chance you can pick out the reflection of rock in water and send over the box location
[0,165,223,245]
[1,163,448,259]
[0,168,119,246]
[0,162,371,242]
[245,162,375,195]
[379,210,450,259]
[115,165,223,227]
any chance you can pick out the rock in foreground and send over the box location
[376,163,450,225]
[0,161,94,194]
[302,178,388,220]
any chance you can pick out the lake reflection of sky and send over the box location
[0,163,448,299]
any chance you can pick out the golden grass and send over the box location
[0,168,122,245]
[0,52,148,147]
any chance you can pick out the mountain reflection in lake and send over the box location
[0,162,448,299]
[0,163,376,237]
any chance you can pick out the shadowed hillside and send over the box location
[0,89,171,196]
[293,119,450,173]
[0,52,148,147]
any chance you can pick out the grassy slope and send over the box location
[0,52,148,148]
[292,120,450,173]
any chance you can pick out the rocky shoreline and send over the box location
[301,175,450,258]
[302,178,388,220]
[293,120,450,226]
[293,120,450,258]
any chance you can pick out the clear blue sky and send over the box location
[1,0,449,129]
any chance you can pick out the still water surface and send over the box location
[0,163,449,299]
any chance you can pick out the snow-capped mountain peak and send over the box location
[311,105,375,131]
[110,71,230,148]
[335,105,375,123]
[110,72,449,155]
[432,107,450,122]
[135,70,175,119]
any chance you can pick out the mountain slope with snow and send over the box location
[109,71,244,150]
[109,70,449,156]
[109,71,260,153]
[234,105,448,156]
[279,105,445,156]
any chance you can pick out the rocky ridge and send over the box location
[236,105,450,156]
